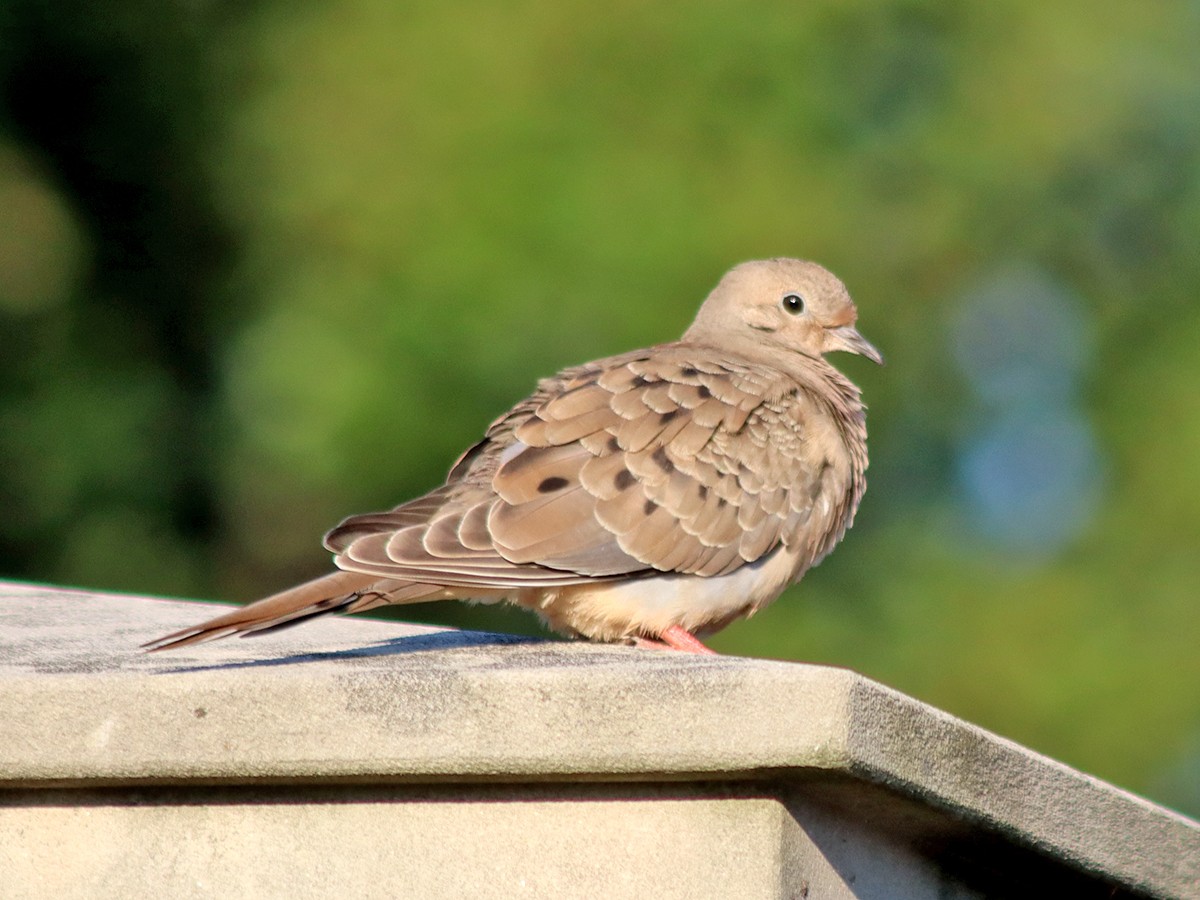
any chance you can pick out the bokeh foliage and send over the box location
[2,0,1198,814]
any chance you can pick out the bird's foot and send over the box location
[634,625,718,655]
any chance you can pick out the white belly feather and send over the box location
[516,544,802,641]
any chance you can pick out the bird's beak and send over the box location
[827,325,884,365]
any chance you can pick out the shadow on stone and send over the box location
[153,629,546,674]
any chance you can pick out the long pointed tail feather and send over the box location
[142,570,435,652]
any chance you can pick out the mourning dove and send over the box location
[145,259,882,654]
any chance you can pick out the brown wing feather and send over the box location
[483,347,836,578]
[311,347,845,597]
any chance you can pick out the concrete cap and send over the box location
[2,581,1197,897]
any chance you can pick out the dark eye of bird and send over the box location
[782,293,805,315]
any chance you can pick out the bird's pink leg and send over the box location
[634,625,718,655]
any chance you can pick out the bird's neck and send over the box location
[792,353,870,473]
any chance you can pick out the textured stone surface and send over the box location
[1,581,1197,899]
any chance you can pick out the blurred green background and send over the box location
[2,1,1198,814]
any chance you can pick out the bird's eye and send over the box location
[781,293,805,315]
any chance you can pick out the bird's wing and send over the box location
[323,345,844,588]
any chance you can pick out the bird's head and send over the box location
[685,258,884,366]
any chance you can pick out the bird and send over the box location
[144,258,882,654]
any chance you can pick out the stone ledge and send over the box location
[1,581,1197,899]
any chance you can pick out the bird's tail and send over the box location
[142,570,436,652]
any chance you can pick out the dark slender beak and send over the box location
[827,325,884,365]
